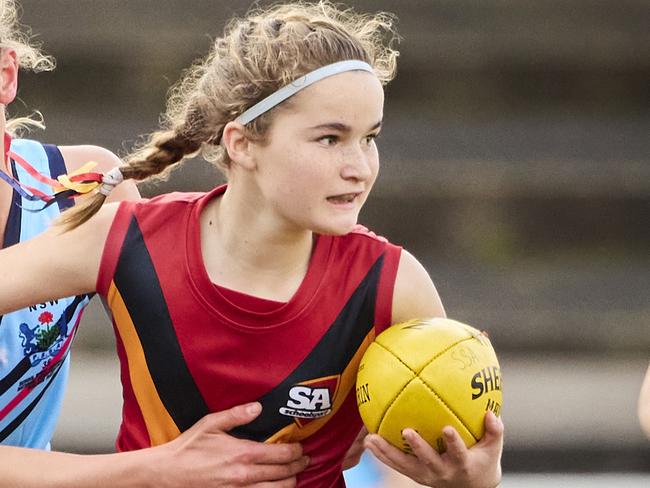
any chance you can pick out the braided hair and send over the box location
[59,0,399,230]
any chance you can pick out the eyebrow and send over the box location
[308,121,383,132]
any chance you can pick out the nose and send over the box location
[340,145,375,182]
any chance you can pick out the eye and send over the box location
[318,135,339,146]
[364,133,379,145]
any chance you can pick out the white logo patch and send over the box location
[279,385,332,419]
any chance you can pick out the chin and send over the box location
[306,208,362,236]
[314,220,358,237]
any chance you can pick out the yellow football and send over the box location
[356,317,502,453]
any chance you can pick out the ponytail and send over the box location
[57,129,203,231]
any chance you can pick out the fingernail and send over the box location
[246,402,262,415]
[303,456,310,465]
[442,427,454,438]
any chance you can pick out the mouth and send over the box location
[326,192,362,205]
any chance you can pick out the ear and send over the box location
[221,121,257,171]
[0,48,18,105]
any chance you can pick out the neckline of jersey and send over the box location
[184,184,335,330]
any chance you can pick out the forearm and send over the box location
[0,446,158,488]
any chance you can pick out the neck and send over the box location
[199,184,314,301]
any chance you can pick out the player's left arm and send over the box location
[364,249,504,488]
[390,249,446,324]
[59,145,140,203]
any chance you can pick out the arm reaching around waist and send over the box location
[0,403,309,488]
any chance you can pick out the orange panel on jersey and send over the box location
[107,282,180,445]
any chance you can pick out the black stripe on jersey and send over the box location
[114,216,209,432]
[0,356,66,442]
[0,357,31,396]
[230,254,384,442]
[43,144,74,212]
[2,160,22,249]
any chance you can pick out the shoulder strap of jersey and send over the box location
[96,200,138,296]
[3,139,70,248]
[42,144,73,212]
[374,242,402,335]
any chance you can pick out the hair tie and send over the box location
[99,167,124,196]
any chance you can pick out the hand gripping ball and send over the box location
[356,317,502,453]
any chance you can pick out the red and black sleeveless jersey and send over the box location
[97,185,402,487]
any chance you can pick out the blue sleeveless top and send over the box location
[0,139,90,449]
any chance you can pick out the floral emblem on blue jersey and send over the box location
[19,310,68,367]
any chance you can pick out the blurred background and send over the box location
[13,0,649,485]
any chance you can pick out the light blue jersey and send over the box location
[0,138,90,449]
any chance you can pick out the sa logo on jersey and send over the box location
[280,375,340,427]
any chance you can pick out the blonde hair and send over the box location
[59,0,399,229]
[1,0,55,134]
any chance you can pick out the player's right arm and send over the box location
[0,201,117,316]
[0,403,309,488]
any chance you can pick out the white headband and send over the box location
[235,60,374,125]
